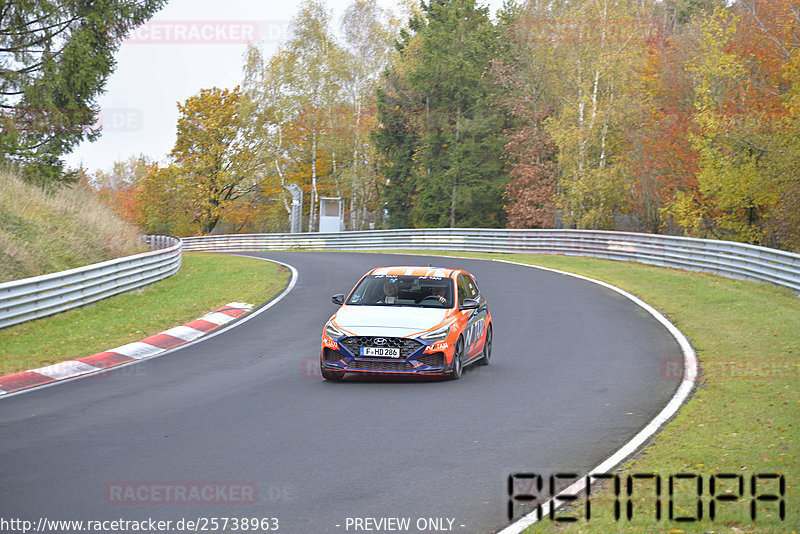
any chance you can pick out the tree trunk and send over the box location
[311,130,318,232]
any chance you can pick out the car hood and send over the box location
[334,305,449,338]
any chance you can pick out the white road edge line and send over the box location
[0,256,298,400]
[488,258,698,534]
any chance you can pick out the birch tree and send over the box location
[339,0,398,229]
[520,0,657,228]
[242,0,344,231]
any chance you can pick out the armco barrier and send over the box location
[2,229,796,330]
[182,229,800,294]
[0,235,181,329]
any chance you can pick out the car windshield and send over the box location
[346,275,454,308]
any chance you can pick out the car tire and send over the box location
[477,324,492,366]
[448,336,464,380]
[321,367,345,381]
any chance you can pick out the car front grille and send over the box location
[416,352,445,369]
[347,360,414,372]
[322,348,341,363]
[339,336,423,359]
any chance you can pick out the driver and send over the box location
[431,285,447,304]
[381,282,398,304]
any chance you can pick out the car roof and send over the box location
[368,266,462,278]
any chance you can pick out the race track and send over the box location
[0,252,683,533]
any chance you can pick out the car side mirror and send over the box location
[332,294,345,305]
[460,298,479,310]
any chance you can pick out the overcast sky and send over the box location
[64,0,504,175]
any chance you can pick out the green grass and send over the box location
[373,250,799,533]
[0,252,289,375]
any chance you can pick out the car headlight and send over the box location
[325,321,345,339]
[419,324,451,343]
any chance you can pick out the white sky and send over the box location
[65,0,504,175]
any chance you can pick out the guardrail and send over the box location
[182,229,800,294]
[0,235,182,329]
[2,228,796,330]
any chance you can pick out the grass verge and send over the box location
[377,250,799,533]
[0,252,289,375]
[0,169,145,282]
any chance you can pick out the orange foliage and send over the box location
[624,32,701,230]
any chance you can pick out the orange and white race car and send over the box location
[320,266,493,380]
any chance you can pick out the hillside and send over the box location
[0,169,146,283]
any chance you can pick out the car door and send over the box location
[458,273,488,359]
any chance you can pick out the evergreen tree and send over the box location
[376,0,509,228]
[0,0,166,186]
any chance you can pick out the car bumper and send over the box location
[320,335,453,375]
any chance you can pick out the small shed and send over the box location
[319,197,345,233]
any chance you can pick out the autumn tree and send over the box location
[522,0,659,228]
[168,86,258,235]
[243,1,342,231]
[649,3,795,245]
[138,163,193,235]
[242,46,301,230]
[242,0,396,231]
[282,0,343,231]
[90,155,154,227]
[621,3,702,234]
[491,2,558,229]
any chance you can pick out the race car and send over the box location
[320,266,493,380]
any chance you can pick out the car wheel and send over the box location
[321,366,345,381]
[448,336,464,380]
[478,324,492,366]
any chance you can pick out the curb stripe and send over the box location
[215,307,248,317]
[160,325,206,341]
[200,311,238,325]
[183,319,219,333]
[138,333,186,349]
[110,342,162,360]
[0,372,56,393]
[0,303,254,397]
[32,361,98,380]
[77,352,135,369]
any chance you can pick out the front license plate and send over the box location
[360,346,401,358]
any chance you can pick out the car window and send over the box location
[346,275,454,307]
[457,275,469,306]
[464,274,479,300]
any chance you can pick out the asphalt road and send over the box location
[0,252,682,533]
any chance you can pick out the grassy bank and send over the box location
[385,250,799,533]
[0,252,289,375]
[0,169,145,283]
